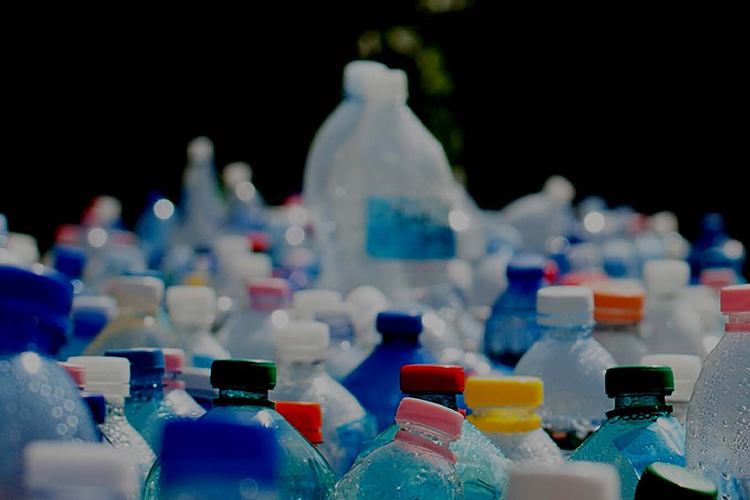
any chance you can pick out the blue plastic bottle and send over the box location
[570,366,686,500]
[57,295,115,360]
[343,309,437,432]
[688,213,729,282]
[52,245,87,295]
[104,348,178,453]
[333,397,465,499]
[0,265,99,497]
[484,254,546,369]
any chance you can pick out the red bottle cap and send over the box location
[400,365,465,394]
[275,401,323,445]
[58,362,86,390]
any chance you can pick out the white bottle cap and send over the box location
[228,253,272,282]
[6,233,40,264]
[213,235,251,264]
[72,295,118,320]
[345,285,388,313]
[507,462,620,500]
[91,196,122,227]
[273,321,330,361]
[167,285,216,327]
[648,211,679,235]
[343,60,388,97]
[67,356,130,397]
[364,68,408,100]
[536,286,594,326]
[640,354,702,402]
[542,175,575,204]
[293,289,343,320]
[106,276,164,312]
[644,260,690,298]
[24,441,139,498]
[222,161,253,188]
[187,136,214,163]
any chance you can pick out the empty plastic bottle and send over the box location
[343,309,437,432]
[58,295,117,360]
[276,401,324,446]
[166,286,229,367]
[465,376,564,465]
[179,136,224,248]
[484,254,546,368]
[506,462,620,500]
[570,366,686,500]
[270,320,375,477]
[67,355,156,484]
[514,286,616,451]
[686,284,750,500]
[104,349,178,453]
[161,348,205,418]
[591,281,649,365]
[0,265,99,497]
[24,441,140,500]
[640,354,701,424]
[332,397,464,500]
[635,462,718,500]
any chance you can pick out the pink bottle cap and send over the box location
[58,362,86,390]
[162,348,186,374]
[721,284,750,313]
[395,397,463,441]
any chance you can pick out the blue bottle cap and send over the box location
[53,246,87,281]
[71,309,110,340]
[700,213,725,234]
[506,254,546,282]
[376,309,423,338]
[105,348,165,380]
[80,391,106,425]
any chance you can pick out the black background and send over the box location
[2,4,746,273]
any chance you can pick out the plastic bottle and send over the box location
[270,320,375,478]
[591,280,649,365]
[332,397,464,500]
[640,354,701,424]
[166,286,229,367]
[276,401,324,446]
[180,366,216,411]
[179,137,224,248]
[680,285,724,355]
[104,349,178,453]
[484,254,546,368]
[570,366,686,500]
[161,348,206,418]
[641,260,706,358]
[688,214,729,282]
[506,462,620,500]
[0,265,100,497]
[58,295,117,360]
[686,284,750,500]
[58,361,87,390]
[222,161,267,233]
[24,441,140,500]
[514,286,616,451]
[465,376,564,465]
[52,245,87,294]
[6,232,41,264]
[135,191,178,270]
[215,252,273,319]
[67,355,156,484]
[343,309,437,432]
[84,277,174,354]
[218,277,291,360]
[635,462,718,500]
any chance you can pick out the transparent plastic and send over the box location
[593,322,649,366]
[99,394,156,484]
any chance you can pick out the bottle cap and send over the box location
[228,253,272,282]
[210,359,276,391]
[395,397,463,441]
[640,354,701,402]
[605,366,674,397]
[507,462,620,500]
[53,246,87,281]
[58,362,86,390]
[635,462,717,499]
[105,276,164,312]
[162,348,186,374]
[700,213,725,234]
[248,278,291,297]
[343,60,388,97]
[365,68,408,100]
[400,365,465,394]
[6,233,40,264]
[376,309,423,339]
[345,285,388,313]
[644,260,690,298]
[464,376,543,408]
[699,268,738,291]
[592,281,645,323]
[72,295,118,320]
[275,401,323,444]
[68,356,130,397]
[273,321,330,361]
[213,235,250,264]
[543,175,576,204]
[720,284,750,313]
[506,254,546,282]
[105,348,165,381]
[186,136,214,163]
[293,289,343,320]
[166,286,216,327]
[81,391,106,425]
[559,269,609,286]
[222,161,252,187]
[536,286,594,326]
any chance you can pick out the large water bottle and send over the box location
[640,354,701,424]
[0,265,100,497]
[58,295,117,360]
[506,462,620,500]
[591,280,649,365]
[332,397,464,499]
[104,349,178,453]
[166,286,229,367]
[635,462,718,500]
[484,254,546,369]
[465,376,564,465]
[161,349,205,418]
[686,284,750,500]
[67,355,156,485]
[570,366,686,500]
[179,137,224,248]
[514,286,616,452]
[270,320,375,477]
[343,309,436,432]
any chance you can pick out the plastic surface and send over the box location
[395,397,464,440]
[275,401,324,444]
[166,285,216,326]
[506,462,620,500]
[106,276,164,312]
[605,366,674,398]
[640,354,701,423]
[721,283,750,313]
[211,359,276,391]
[536,286,593,326]
[644,260,690,298]
[635,462,718,499]
[273,320,330,361]
[464,376,543,408]
[400,364,465,393]
[67,355,130,397]
[293,289,343,319]
[58,361,86,389]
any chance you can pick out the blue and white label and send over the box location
[366,197,456,260]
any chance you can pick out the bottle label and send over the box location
[366,197,456,260]
[613,418,686,477]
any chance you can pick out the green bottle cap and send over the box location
[210,359,276,391]
[635,463,717,499]
[605,366,675,397]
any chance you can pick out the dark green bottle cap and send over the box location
[605,366,674,397]
[635,463,717,499]
[210,359,276,391]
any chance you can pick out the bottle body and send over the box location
[640,297,706,358]
[484,284,539,368]
[217,309,276,360]
[593,322,649,366]
[100,395,156,484]
[172,325,230,368]
[124,381,178,453]
[84,315,174,355]
[483,427,565,465]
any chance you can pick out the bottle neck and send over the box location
[539,320,593,339]
[214,388,274,409]
[508,278,543,295]
[129,375,165,399]
[380,335,421,347]
[468,405,541,433]
[275,359,325,385]
[394,421,456,463]
[103,395,127,419]
[607,393,672,418]
[725,312,750,333]
[404,391,460,411]
[249,292,288,312]
[163,371,186,391]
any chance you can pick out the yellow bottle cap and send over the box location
[468,411,542,433]
[464,376,544,408]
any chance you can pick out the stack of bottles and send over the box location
[0,58,747,500]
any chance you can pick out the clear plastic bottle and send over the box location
[506,462,620,500]
[591,280,649,365]
[465,376,564,465]
[214,252,273,320]
[161,349,206,418]
[222,161,267,233]
[0,265,100,497]
[67,355,156,485]
[332,397,464,500]
[640,354,701,425]
[270,320,375,478]
[178,136,224,248]
[484,254,546,368]
[514,286,616,452]
[570,366,686,500]
[166,286,230,367]
[686,284,750,500]
[343,309,437,432]
[104,349,178,453]
[635,462,718,499]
